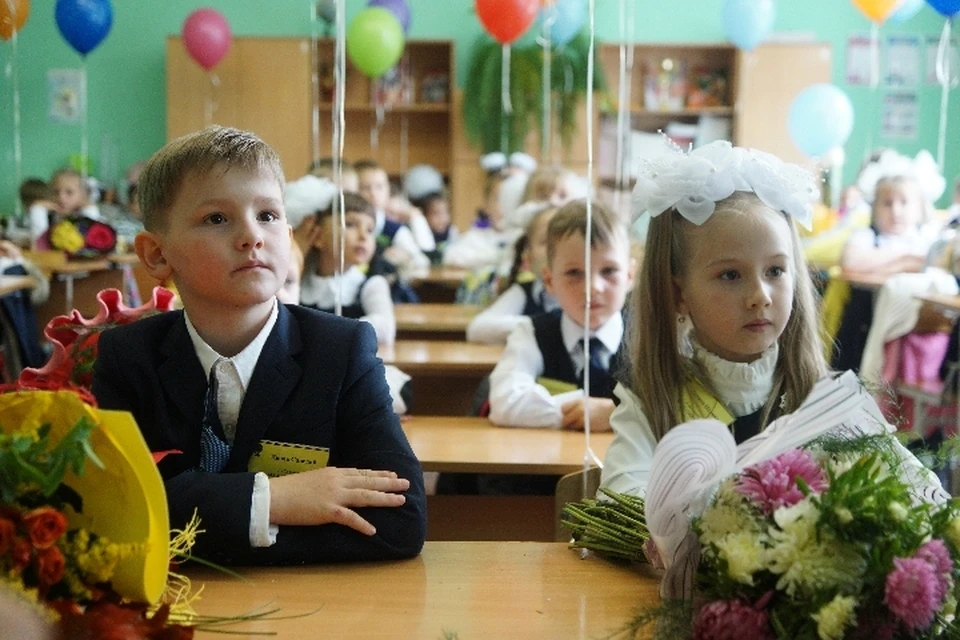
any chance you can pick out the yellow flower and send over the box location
[50,221,85,253]
[945,516,960,550]
[715,531,766,585]
[812,594,857,640]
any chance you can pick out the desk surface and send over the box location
[0,275,35,297]
[189,541,658,639]
[402,416,614,474]
[394,303,482,333]
[379,340,503,373]
[838,269,889,290]
[409,266,469,287]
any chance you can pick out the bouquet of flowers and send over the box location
[688,437,960,639]
[49,215,117,259]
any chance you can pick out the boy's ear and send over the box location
[134,231,173,282]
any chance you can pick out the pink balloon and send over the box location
[182,8,231,70]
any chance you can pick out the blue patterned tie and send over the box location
[580,338,612,399]
[199,364,231,473]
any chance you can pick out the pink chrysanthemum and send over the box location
[735,449,828,514]
[884,557,943,631]
[916,539,953,600]
[692,598,774,640]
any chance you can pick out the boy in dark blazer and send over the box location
[92,126,426,564]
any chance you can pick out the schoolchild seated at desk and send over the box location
[91,126,426,565]
[488,199,635,431]
[284,176,396,345]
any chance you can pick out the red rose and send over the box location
[11,537,32,571]
[35,545,65,586]
[22,507,68,549]
[84,221,117,253]
[0,518,14,555]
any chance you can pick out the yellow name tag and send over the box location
[248,440,330,477]
[537,377,579,396]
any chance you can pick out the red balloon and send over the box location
[182,8,231,71]
[475,0,538,44]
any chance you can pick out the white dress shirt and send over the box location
[375,209,430,270]
[405,210,437,252]
[599,338,778,498]
[488,312,623,428]
[466,281,558,344]
[299,264,396,345]
[441,226,518,270]
[184,300,280,548]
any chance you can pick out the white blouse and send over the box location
[299,265,396,345]
[466,281,558,344]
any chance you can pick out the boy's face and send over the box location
[358,168,390,211]
[316,211,375,267]
[874,180,923,236]
[425,199,450,234]
[139,165,290,312]
[53,175,86,214]
[542,230,634,330]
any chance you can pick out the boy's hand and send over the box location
[268,467,409,535]
[560,397,615,432]
[0,241,22,260]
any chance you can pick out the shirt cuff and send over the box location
[249,472,278,547]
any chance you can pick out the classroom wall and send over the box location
[0,0,955,212]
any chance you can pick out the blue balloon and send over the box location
[541,0,587,47]
[55,0,113,57]
[788,84,854,158]
[889,0,926,22]
[927,0,960,17]
[722,0,775,52]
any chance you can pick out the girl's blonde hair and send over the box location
[521,167,565,204]
[626,192,828,440]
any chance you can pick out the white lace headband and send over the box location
[284,175,337,229]
[856,149,945,204]
[631,140,819,230]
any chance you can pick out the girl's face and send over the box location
[873,179,924,236]
[316,211,376,267]
[674,205,795,363]
[524,210,555,277]
[358,168,390,211]
[278,253,302,304]
[425,199,450,235]
[52,175,86,214]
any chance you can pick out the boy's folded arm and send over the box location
[488,320,561,428]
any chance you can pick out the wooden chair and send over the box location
[554,466,601,542]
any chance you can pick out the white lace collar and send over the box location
[689,336,778,418]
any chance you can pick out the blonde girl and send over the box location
[601,142,828,497]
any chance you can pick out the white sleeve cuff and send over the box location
[249,472,279,547]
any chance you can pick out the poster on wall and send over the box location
[885,35,921,87]
[881,92,918,140]
[926,36,960,86]
[846,35,874,86]
[47,69,84,124]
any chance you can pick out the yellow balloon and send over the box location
[851,0,902,23]
[0,0,29,41]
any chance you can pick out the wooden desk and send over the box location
[838,269,889,290]
[379,341,503,415]
[409,266,468,303]
[394,303,482,341]
[403,415,613,475]
[25,251,125,331]
[189,542,658,639]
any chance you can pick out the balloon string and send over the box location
[204,71,220,127]
[10,19,21,219]
[582,0,600,481]
[862,23,880,166]
[333,0,347,316]
[80,60,88,180]
[936,18,953,170]
[540,11,555,161]
[400,113,409,173]
[614,0,626,204]
[501,43,512,154]
[309,1,321,166]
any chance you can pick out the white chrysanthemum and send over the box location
[767,498,865,597]
[715,531,767,585]
[812,594,858,640]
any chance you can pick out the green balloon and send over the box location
[347,7,405,78]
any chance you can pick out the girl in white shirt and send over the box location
[292,188,396,345]
[601,142,830,498]
[467,205,558,344]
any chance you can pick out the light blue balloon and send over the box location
[541,0,587,47]
[788,84,854,158]
[889,0,926,22]
[721,0,775,52]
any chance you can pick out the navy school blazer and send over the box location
[91,303,426,565]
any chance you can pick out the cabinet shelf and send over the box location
[601,105,734,118]
[319,102,450,113]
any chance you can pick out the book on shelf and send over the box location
[420,72,449,104]
[372,56,414,107]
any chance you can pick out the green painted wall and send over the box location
[0,0,956,211]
